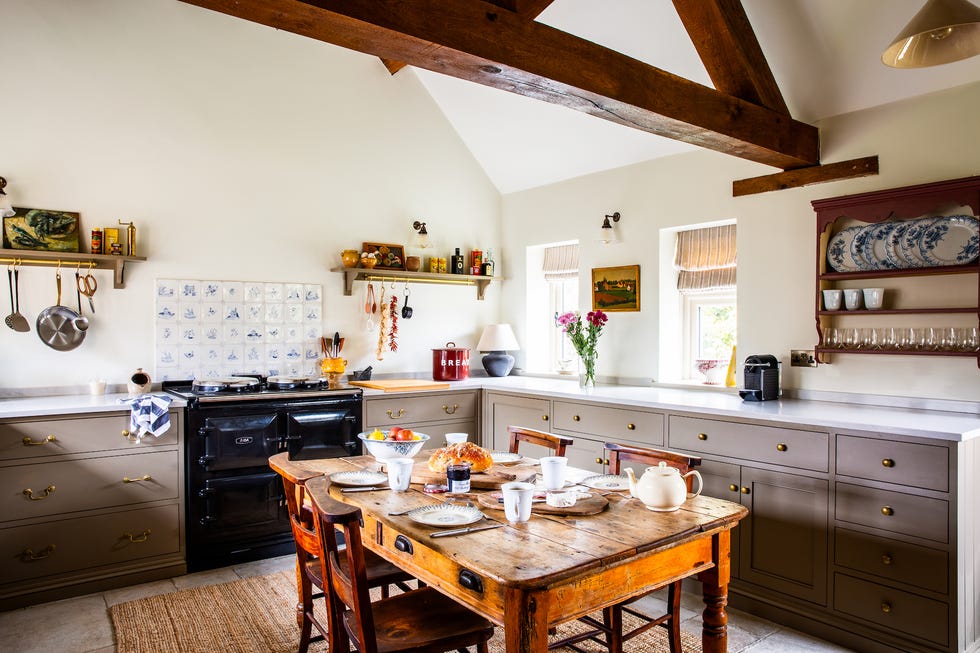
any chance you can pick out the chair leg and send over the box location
[666,581,682,653]
[294,557,304,628]
[297,609,313,653]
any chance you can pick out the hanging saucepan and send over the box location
[36,270,86,351]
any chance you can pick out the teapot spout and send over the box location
[624,467,638,498]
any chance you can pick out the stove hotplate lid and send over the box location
[191,376,261,392]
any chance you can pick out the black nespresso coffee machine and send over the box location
[739,354,781,401]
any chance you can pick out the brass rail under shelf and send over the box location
[0,248,146,289]
[332,266,496,300]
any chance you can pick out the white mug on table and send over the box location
[501,481,535,523]
[445,432,468,445]
[539,456,568,491]
[387,457,414,492]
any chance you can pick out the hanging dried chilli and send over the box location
[388,294,399,352]
[376,286,387,360]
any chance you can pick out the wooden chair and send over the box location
[600,442,703,653]
[507,425,573,457]
[277,466,414,653]
[310,477,494,653]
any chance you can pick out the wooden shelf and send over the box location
[0,248,146,289]
[818,307,977,316]
[815,347,978,358]
[331,267,497,300]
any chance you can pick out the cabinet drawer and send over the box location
[669,416,828,472]
[833,573,948,646]
[835,482,948,543]
[0,413,178,462]
[365,392,477,427]
[835,528,947,594]
[2,451,180,521]
[0,504,180,585]
[836,435,948,492]
[553,402,664,446]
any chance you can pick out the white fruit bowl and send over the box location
[357,431,430,460]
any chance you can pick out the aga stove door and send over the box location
[194,411,281,472]
[285,405,360,461]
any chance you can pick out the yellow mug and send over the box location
[321,357,347,375]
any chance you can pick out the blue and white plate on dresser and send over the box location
[899,217,937,267]
[848,226,876,271]
[918,215,979,266]
[861,222,900,270]
[884,222,910,269]
[827,226,864,272]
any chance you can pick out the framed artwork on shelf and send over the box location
[361,242,405,269]
[592,264,640,312]
[3,207,80,252]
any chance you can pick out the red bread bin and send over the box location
[432,342,470,381]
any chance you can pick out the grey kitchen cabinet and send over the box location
[482,391,552,452]
[669,414,831,605]
[551,400,666,475]
[0,409,185,610]
[363,390,479,452]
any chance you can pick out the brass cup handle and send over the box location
[442,404,458,415]
[729,484,739,493]
[881,601,892,614]
[697,433,707,440]
[21,545,56,561]
[122,430,138,441]
[23,485,56,501]
[881,506,894,516]
[123,475,152,483]
[882,458,895,468]
[573,415,581,421]
[124,530,151,543]
[626,423,635,430]
[776,443,788,452]
[386,408,405,419]
[23,435,56,446]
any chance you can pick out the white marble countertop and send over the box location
[3,377,977,442]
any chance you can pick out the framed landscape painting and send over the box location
[592,265,640,312]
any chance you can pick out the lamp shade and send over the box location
[882,0,980,68]
[477,324,520,352]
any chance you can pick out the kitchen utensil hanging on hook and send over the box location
[401,282,413,319]
[8,265,30,332]
[364,282,376,333]
[72,266,90,332]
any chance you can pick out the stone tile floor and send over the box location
[0,554,857,652]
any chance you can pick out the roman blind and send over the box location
[542,243,579,281]
[674,224,736,292]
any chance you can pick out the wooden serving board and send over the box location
[477,491,608,516]
[349,379,451,392]
[410,461,538,489]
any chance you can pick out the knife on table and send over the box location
[430,523,505,538]
[341,486,391,493]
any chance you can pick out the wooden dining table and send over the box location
[269,452,748,653]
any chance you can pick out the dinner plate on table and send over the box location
[490,451,523,465]
[328,470,388,487]
[918,215,979,266]
[580,474,631,491]
[406,504,484,527]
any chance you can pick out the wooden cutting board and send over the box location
[477,490,608,516]
[410,461,539,489]
[349,379,451,392]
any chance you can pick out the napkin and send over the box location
[121,394,173,440]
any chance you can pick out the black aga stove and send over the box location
[165,376,362,571]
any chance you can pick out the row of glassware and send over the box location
[822,326,980,352]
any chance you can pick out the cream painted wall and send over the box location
[501,82,980,402]
[1,0,500,390]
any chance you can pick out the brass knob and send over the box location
[122,430,138,441]
[697,433,707,440]
[626,423,635,430]
[23,485,56,501]
[123,475,152,483]
[881,506,894,516]
[776,443,787,452]
[728,484,739,492]
[881,554,893,566]
[442,404,458,415]
[604,458,610,465]
[595,457,603,465]
[881,602,892,614]
[573,415,581,422]
[740,487,750,495]
[386,408,405,419]
[882,458,895,468]
[22,435,56,446]
[541,415,549,421]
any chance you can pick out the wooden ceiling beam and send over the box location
[486,0,556,19]
[672,0,788,114]
[178,0,819,170]
[733,156,880,197]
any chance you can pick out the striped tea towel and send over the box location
[123,394,174,440]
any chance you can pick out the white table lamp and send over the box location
[477,324,520,377]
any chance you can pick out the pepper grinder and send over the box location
[119,220,136,256]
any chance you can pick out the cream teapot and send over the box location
[625,462,702,512]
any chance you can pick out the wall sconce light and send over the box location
[412,220,431,249]
[599,212,621,244]
[882,0,980,68]
[0,177,15,218]
[476,323,521,376]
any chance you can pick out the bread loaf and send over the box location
[426,442,494,473]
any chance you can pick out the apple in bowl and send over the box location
[357,428,430,460]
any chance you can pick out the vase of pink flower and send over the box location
[555,309,609,389]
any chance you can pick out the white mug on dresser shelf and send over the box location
[843,289,863,311]
[862,288,885,310]
[822,289,843,311]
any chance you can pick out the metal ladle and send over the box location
[5,267,30,332]
[401,283,413,319]
[73,271,89,332]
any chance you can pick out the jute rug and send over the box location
[110,570,702,652]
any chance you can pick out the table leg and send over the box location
[504,588,550,653]
[699,530,732,653]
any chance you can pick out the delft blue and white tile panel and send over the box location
[154,278,323,381]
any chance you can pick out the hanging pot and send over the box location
[432,341,470,381]
[36,271,86,351]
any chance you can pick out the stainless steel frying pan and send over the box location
[36,271,86,351]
